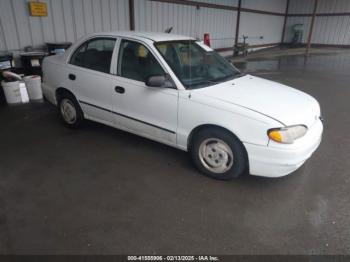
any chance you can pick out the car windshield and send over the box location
[154,40,241,89]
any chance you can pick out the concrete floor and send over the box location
[1,49,350,255]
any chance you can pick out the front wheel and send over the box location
[191,128,248,180]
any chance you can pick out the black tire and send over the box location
[190,127,248,180]
[57,92,84,129]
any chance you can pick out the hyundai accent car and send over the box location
[42,31,323,180]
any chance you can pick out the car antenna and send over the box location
[164,27,173,33]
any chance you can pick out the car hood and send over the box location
[192,75,321,127]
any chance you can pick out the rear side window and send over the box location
[70,38,116,74]
[117,40,165,82]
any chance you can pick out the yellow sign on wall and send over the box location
[29,2,48,17]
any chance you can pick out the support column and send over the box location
[129,0,135,31]
[306,0,318,56]
[281,0,290,44]
[234,0,242,55]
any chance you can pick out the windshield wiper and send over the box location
[187,80,217,89]
[236,73,246,78]
[186,73,246,90]
[210,72,244,83]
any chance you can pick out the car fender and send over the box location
[42,58,76,105]
[177,90,282,151]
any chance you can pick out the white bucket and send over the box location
[23,75,42,100]
[1,80,21,104]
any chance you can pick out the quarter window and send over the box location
[118,40,165,82]
[70,38,116,74]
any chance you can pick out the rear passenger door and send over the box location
[67,37,117,125]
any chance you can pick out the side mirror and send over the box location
[146,75,175,89]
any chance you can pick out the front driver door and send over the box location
[112,39,178,146]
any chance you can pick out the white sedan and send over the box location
[42,31,323,180]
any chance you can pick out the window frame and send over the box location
[154,40,240,89]
[68,37,117,74]
[116,38,170,84]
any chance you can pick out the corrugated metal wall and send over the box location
[242,0,286,13]
[0,0,130,52]
[284,0,350,45]
[240,0,286,46]
[197,6,237,49]
[240,13,284,46]
[287,0,314,14]
[199,0,238,5]
[0,0,287,53]
[134,0,238,49]
[134,0,286,49]
[134,1,199,38]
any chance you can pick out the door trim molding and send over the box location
[79,100,176,134]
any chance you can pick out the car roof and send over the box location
[89,31,196,42]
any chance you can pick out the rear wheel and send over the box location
[58,93,84,129]
[191,128,248,180]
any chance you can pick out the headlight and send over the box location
[268,125,308,144]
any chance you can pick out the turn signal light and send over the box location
[268,125,307,144]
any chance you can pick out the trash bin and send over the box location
[20,51,46,77]
[1,71,28,104]
[23,75,43,100]
[46,42,72,56]
[0,52,14,70]
[1,79,21,104]
[0,52,14,105]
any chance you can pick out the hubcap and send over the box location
[198,138,234,174]
[60,99,77,124]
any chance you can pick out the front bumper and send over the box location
[244,119,323,177]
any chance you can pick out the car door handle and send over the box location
[68,74,76,80]
[115,86,125,94]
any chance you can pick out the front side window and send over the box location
[70,38,116,73]
[155,41,241,89]
[118,40,165,82]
